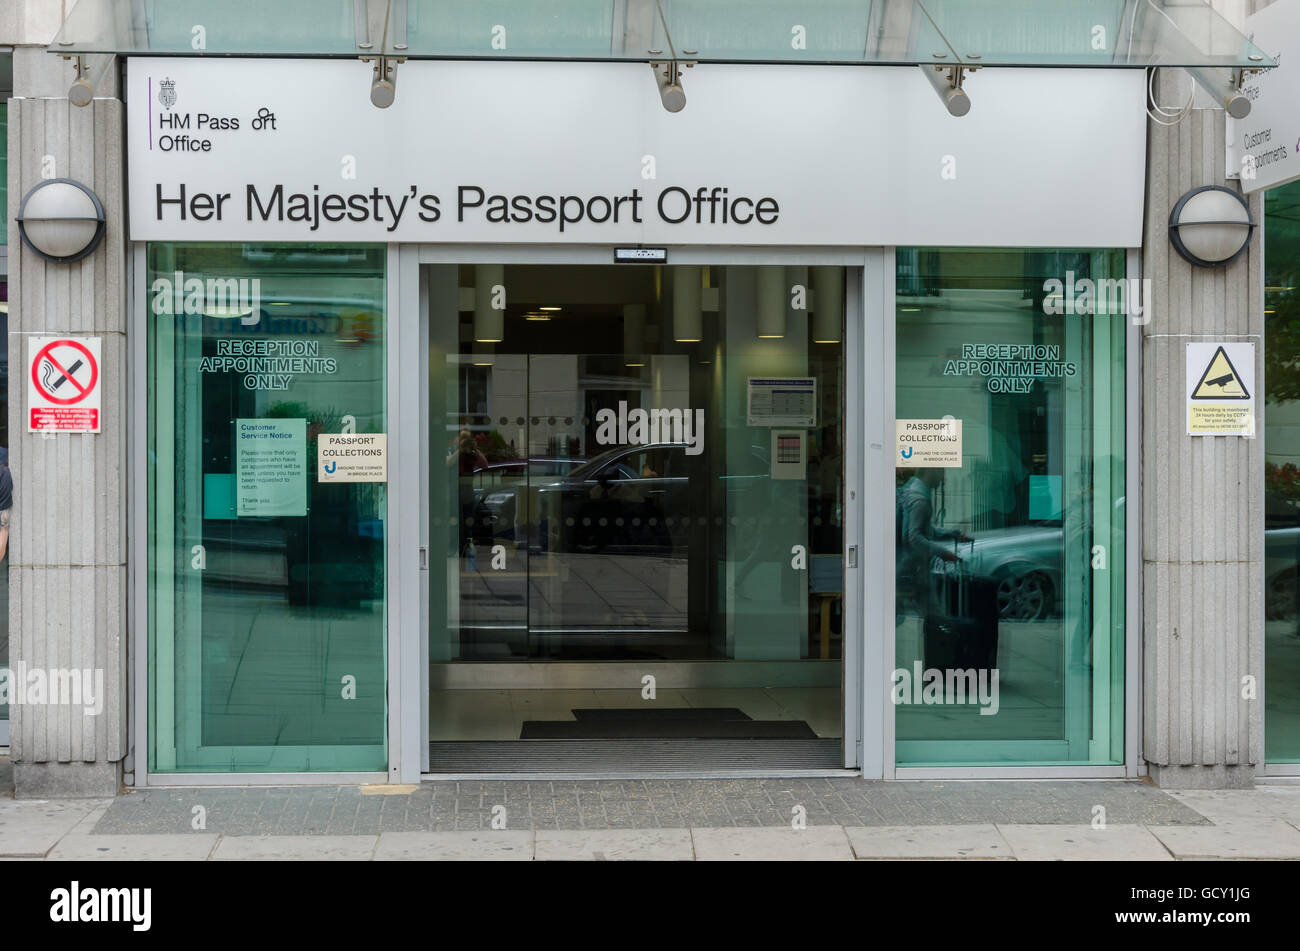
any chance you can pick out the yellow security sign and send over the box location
[1186,342,1255,437]
[1190,346,1250,400]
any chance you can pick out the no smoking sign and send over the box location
[28,336,102,433]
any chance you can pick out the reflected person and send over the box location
[896,467,969,619]
[0,448,12,562]
[448,429,488,567]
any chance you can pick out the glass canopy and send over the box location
[52,0,1274,69]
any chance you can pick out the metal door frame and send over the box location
[407,244,873,778]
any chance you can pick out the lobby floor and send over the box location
[428,686,843,741]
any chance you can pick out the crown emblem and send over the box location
[158,77,177,111]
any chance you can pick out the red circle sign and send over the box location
[32,339,99,406]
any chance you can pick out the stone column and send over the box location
[1141,67,1264,788]
[7,43,126,798]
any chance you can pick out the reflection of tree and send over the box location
[265,400,386,523]
[1265,286,1300,403]
[474,429,520,463]
[265,400,340,455]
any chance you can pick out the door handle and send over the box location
[847,545,857,569]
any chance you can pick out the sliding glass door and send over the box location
[426,262,847,770]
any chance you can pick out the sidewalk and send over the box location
[4,756,1300,859]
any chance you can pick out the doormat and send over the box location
[571,707,751,721]
[519,718,817,739]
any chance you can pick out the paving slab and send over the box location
[46,834,219,861]
[374,830,534,861]
[996,824,1173,861]
[92,779,1205,834]
[66,803,112,835]
[846,824,1013,860]
[691,826,853,861]
[1148,819,1300,860]
[212,835,378,861]
[1169,788,1300,825]
[535,828,693,861]
[0,799,109,857]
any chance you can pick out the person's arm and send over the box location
[932,525,971,543]
[904,497,960,561]
[0,507,12,562]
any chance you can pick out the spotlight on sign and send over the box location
[1185,65,1251,120]
[920,64,972,117]
[15,179,106,263]
[370,58,399,109]
[650,61,689,113]
[67,54,116,108]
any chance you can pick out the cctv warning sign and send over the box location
[1187,342,1254,436]
[28,336,102,433]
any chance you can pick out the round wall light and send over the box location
[16,179,106,264]
[1169,185,1256,268]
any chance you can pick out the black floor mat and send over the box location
[571,707,751,721]
[520,718,818,739]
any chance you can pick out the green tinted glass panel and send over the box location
[0,105,7,720]
[408,1,616,57]
[894,247,1126,766]
[147,243,387,773]
[1265,179,1300,764]
[53,0,1273,67]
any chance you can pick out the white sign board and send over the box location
[127,59,1145,247]
[1186,343,1255,437]
[236,418,307,515]
[1231,0,1299,193]
[896,419,963,468]
[319,433,388,483]
[747,378,817,427]
[28,336,102,433]
[770,431,807,481]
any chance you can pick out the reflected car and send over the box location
[529,443,772,554]
[534,444,688,554]
[960,524,1064,621]
[953,497,1129,622]
[470,457,586,545]
[960,521,1300,623]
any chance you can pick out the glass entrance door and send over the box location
[427,263,847,771]
[525,352,693,650]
